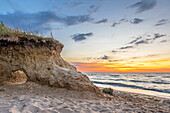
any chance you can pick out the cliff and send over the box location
[0,36,102,96]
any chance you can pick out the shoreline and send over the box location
[95,83,170,99]
[0,82,170,113]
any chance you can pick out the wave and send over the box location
[99,78,170,85]
[108,79,126,81]
[162,76,170,78]
[91,81,170,94]
[109,74,120,77]
[129,80,170,84]
[145,75,155,77]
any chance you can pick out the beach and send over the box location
[0,82,170,113]
[0,1,170,112]
[86,73,170,99]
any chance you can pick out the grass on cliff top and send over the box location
[0,22,44,40]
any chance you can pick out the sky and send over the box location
[0,0,170,73]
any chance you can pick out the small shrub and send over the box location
[38,36,44,41]
[102,88,113,95]
[0,89,5,92]
[154,99,160,102]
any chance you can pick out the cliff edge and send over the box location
[0,36,102,96]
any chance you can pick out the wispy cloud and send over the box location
[113,33,166,52]
[111,18,128,27]
[130,18,144,24]
[153,33,166,40]
[129,33,166,45]
[132,33,166,46]
[88,5,100,14]
[0,11,93,32]
[111,18,143,27]
[95,19,108,24]
[129,37,142,44]
[111,22,120,27]
[63,1,84,7]
[101,55,109,60]
[120,46,134,50]
[71,32,93,42]
[112,50,118,53]
[134,40,149,45]
[155,19,169,26]
[128,0,156,13]
[86,55,110,61]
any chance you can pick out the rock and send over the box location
[10,70,27,84]
[0,37,103,96]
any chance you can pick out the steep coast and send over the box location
[0,36,102,96]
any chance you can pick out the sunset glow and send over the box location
[72,59,170,73]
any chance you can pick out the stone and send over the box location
[10,70,27,84]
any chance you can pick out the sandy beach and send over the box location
[0,82,170,113]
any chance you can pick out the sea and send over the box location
[85,73,170,99]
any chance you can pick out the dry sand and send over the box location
[0,82,170,113]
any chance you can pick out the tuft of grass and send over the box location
[148,97,160,102]
[0,21,44,39]
[102,88,113,95]
[148,97,154,100]
[0,89,5,92]
[153,99,160,102]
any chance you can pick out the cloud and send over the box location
[111,18,143,27]
[62,15,93,26]
[88,5,100,14]
[128,0,156,13]
[90,5,95,9]
[129,37,142,44]
[158,19,168,23]
[130,33,166,45]
[111,22,120,27]
[0,11,93,32]
[86,55,110,61]
[101,55,109,60]
[133,33,166,45]
[135,40,149,45]
[111,18,128,27]
[118,33,166,51]
[95,55,109,60]
[63,1,83,7]
[153,33,166,40]
[71,32,93,42]
[120,46,134,50]
[112,50,118,53]
[155,19,169,26]
[95,19,108,24]
[130,18,144,24]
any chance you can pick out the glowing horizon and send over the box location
[71,58,170,73]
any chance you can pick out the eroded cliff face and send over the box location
[0,37,102,96]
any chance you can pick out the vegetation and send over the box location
[148,97,160,102]
[0,21,44,40]
[102,88,113,95]
[0,89,5,92]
